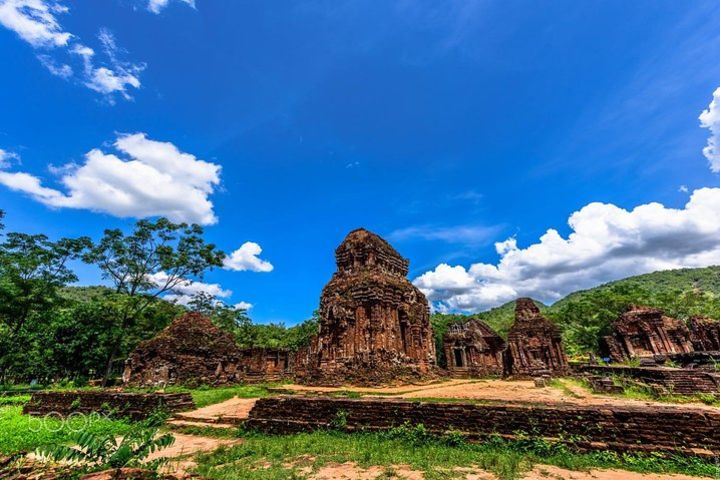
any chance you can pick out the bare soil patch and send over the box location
[148,432,240,477]
[272,462,714,479]
[523,465,714,480]
[284,379,719,411]
[398,379,719,410]
[284,379,474,395]
[308,462,424,479]
[173,397,256,424]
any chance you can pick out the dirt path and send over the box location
[147,432,240,477]
[283,379,719,411]
[283,379,476,395]
[172,397,257,424]
[398,379,720,410]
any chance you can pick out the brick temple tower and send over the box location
[301,228,436,384]
[505,298,568,377]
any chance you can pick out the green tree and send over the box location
[83,218,224,385]
[0,230,89,381]
[187,291,253,339]
[39,292,182,382]
[285,311,320,350]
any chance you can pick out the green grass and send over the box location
[0,395,31,406]
[167,424,240,439]
[193,428,720,480]
[548,379,584,399]
[0,406,134,455]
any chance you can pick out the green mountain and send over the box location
[552,266,720,309]
[432,266,720,358]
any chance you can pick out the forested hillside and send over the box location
[432,266,720,359]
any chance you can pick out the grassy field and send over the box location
[0,405,134,455]
[3,382,719,479]
[0,383,274,456]
[193,427,720,480]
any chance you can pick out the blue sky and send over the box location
[2,0,720,324]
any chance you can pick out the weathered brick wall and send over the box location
[579,365,720,395]
[23,391,194,420]
[246,396,720,456]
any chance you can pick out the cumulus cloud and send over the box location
[0,133,221,224]
[415,188,720,312]
[234,301,253,311]
[147,0,195,14]
[700,87,720,173]
[147,271,231,306]
[0,1,143,100]
[223,242,274,272]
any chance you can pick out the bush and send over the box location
[37,425,175,471]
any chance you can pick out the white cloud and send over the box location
[0,148,20,168]
[234,301,253,311]
[37,53,72,78]
[700,87,720,173]
[223,242,274,272]
[0,133,221,224]
[147,0,195,14]
[0,1,142,100]
[73,30,143,100]
[388,224,502,245]
[415,188,720,312]
[148,271,231,306]
[0,0,71,47]
[679,185,689,193]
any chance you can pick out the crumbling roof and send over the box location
[335,228,409,277]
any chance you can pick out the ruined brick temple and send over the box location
[123,312,292,387]
[443,319,505,376]
[298,228,436,384]
[689,316,720,352]
[505,298,568,376]
[601,305,694,362]
[123,312,245,387]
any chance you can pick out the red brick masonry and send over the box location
[23,391,194,420]
[245,396,720,456]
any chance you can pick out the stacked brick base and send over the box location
[23,391,194,420]
[579,365,720,395]
[245,396,720,456]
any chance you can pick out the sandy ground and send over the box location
[146,433,239,461]
[301,462,714,480]
[173,397,257,423]
[283,379,720,411]
[147,432,240,476]
[523,465,714,480]
[283,379,475,395]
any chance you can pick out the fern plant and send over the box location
[36,426,175,471]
